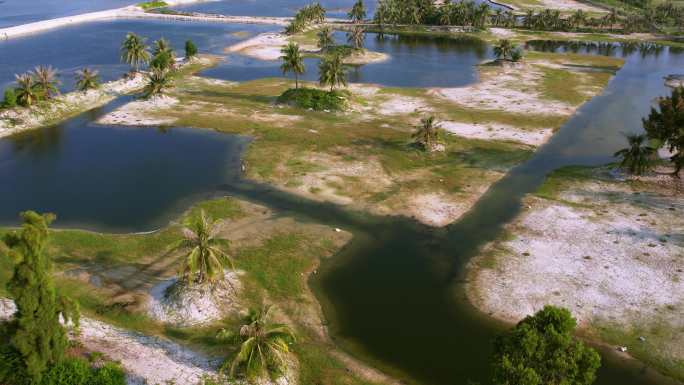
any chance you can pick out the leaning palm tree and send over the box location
[143,68,173,98]
[121,32,151,72]
[413,116,440,151]
[74,68,100,92]
[14,73,39,107]
[348,0,366,23]
[31,65,60,100]
[219,305,295,380]
[317,26,334,50]
[347,25,365,50]
[170,209,232,285]
[318,53,347,92]
[613,133,654,175]
[280,42,305,89]
[493,39,515,61]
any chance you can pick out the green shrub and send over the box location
[41,358,91,385]
[0,343,28,385]
[185,39,198,59]
[2,88,17,108]
[138,0,168,10]
[90,362,126,385]
[323,45,354,58]
[276,87,348,111]
[39,358,126,385]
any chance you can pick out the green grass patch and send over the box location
[137,0,168,10]
[535,165,595,200]
[277,88,349,111]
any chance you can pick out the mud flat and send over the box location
[467,166,684,381]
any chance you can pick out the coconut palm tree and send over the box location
[347,25,365,50]
[31,65,60,100]
[121,32,150,72]
[153,37,173,57]
[170,209,233,285]
[318,53,347,92]
[280,42,305,89]
[493,39,515,61]
[413,116,440,151]
[348,0,366,23]
[613,133,654,175]
[14,73,39,107]
[219,305,295,380]
[142,68,172,98]
[74,68,100,92]
[317,26,334,50]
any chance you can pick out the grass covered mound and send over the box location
[277,88,348,111]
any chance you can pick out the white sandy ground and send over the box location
[496,0,606,12]
[98,95,180,126]
[224,32,389,64]
[430,62,577,116]
[468,171,684,361]
[147,271,243,327]
[0,298,218,385]
[376,95,433,115]
[665,75,684,88]
[440,121,552,147]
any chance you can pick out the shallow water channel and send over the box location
[1,28,682,385]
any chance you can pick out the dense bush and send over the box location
[2,88,17,108]
[323,45,355,58]
[277,88,347,111]
[41,358,126,385]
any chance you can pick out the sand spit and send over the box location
[98,95,180,126]
[0,73,147,138]
[226,32,388,64]
[0,298,218,385]
[440,121,552,147]
[468,170,684,369]
[431,62,576,116]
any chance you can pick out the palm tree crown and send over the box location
[319,53,347,92]
[613,133,654,175]
[121,33,151,72]
[348,0,366,23]
[347,25,365,50]
[317,26,335,50]
[14,73,39,107]
[171,209,233,284]
[220,305,296,380]
[280,42,305,89]
[75,68,100,92]
[413,116,440,151]
[31,65,60,100]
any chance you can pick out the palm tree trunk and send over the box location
[295,74,299,89]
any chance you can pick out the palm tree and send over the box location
[493,39,514,61]
[142,68,172,98]
[348,0,366,23]
[153,37,173,57]
[31,65,60,100]
[121,32,150,72]
[170,209,233,285]
[74,68,100,92]
[318,53,347,92]
[14,73,39,107]
[220,305,295,380]
[317,26,334,50]
[280,42,305,89]
[613,133,654,175]
[347,25,365,50]
[413,116,440,151]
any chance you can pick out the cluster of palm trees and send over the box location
[280,40,348,93]
[170,210,296,381]
[120,33,198,98]
[284,2,326,34]
[2,65,101,109]
[374,0,491,28]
